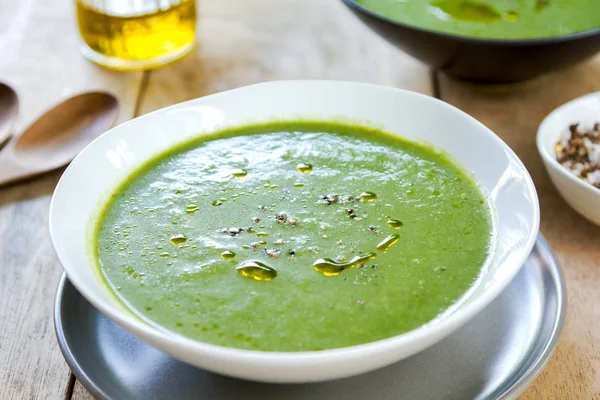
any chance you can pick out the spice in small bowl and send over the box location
[555,122,600,189]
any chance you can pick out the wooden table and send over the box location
[1,0,598,398]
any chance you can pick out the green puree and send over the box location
[95,121,492,352]
[355,0,600,39]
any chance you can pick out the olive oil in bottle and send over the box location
[75,0,196,70]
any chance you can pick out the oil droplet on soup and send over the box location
[387,219,403,229]
[296,163,313,173]
[212,200,223,206]
[169,234,187,245]
[313,253,377,277]
[376,234,400,252]
[221,250,236,260]
[236,260,277,281]
[185,204,199,215]
[359,191,377,202]
[231,169,247,178]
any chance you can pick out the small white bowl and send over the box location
[50,81,539,383]
[537,92,600,227]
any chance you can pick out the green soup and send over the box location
[354,0,600,39]
[94,121,492,352]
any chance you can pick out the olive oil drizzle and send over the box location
[313,253,377,277]
[296,163,313,173]
[169,234,187,245]
[376,234,400,253]
[237,261,278,281]
[387,219,403,229]
[231,169,248,178]
[221,250,236,260]
[359,191,377,202]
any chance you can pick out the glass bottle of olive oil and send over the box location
[75,0,196,71]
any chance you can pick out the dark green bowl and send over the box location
[342,0,600,83]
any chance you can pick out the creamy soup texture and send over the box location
[94,121,493,351]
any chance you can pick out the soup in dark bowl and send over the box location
[343,0,600,82]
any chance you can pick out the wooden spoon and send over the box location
[0,82,19,146]
[0,92,119,187]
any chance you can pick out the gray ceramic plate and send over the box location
[55,235,565,400]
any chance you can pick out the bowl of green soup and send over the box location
[342,0,600,82]
[50,81,539,383]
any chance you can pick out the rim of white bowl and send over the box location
[49,80,540,366]
[536,91,600,197]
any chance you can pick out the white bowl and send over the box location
[537,92,600,227]
[50,81,539,383]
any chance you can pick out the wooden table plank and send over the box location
[0,0,142,399]
[72,381,95,400]
[438,56,600,400]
